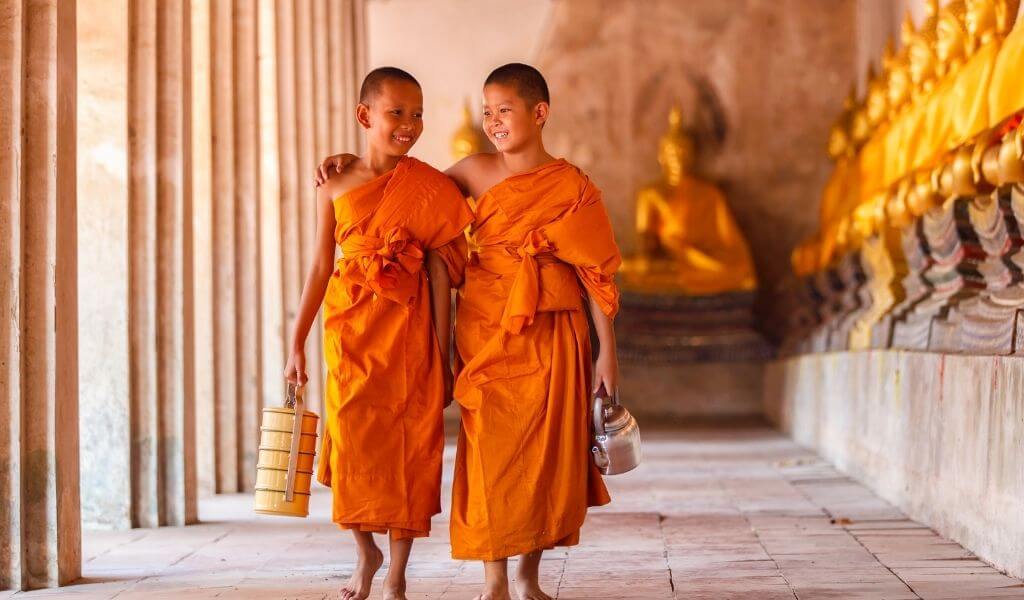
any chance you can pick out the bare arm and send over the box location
[284,184,339,385]
[427,252,454,405]
[444,154,483,197]
[588,293,618,396]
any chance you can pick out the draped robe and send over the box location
[451,159,620,560]
[317,156,473,539]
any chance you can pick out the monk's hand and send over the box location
[314,153,359,186]
[442,369,454,408]
[284,349,308,386]
[593,351,618,398]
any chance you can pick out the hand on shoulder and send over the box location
[316,155,369,201]
[315,152,360,186]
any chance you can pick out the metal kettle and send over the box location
[591,387,641,475]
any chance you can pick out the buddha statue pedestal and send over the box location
[614,289,773,420]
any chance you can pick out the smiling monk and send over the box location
[286,67,473,600]
[444,63,621,600]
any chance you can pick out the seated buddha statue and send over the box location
[988,0,1024,128]
[620,106,757,295]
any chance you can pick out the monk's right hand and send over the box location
[284,350,308,386]
[314,153,359,186]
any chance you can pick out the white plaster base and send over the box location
[764,351,1024,578]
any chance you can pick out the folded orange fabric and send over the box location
[451,159,620,560]
[318,156,473,540]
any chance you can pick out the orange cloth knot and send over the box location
[339,227,424,305]
[500,229,555,334]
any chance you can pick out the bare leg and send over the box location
[473,559,512,600]
[514,550,552,600]
[340,530,384,600]
[383,537,413,600]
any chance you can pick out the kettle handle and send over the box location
[593,384,618,436]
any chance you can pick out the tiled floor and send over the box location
[16,425,1024,599]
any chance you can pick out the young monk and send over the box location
[286,66,473,600]
[316,63,621,600]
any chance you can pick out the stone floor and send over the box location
[14,425,1024,599]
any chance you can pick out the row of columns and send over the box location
[4,0,365,590]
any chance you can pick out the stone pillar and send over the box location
[155,0,197,527]
[124,0,197,528]
[0,0,81,589]
[258,0,286,431]
[190,0,217,498]
[293,0,326,419]
[231,0,262,493]
[210,0,240,492]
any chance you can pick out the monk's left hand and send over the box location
[593,351,618,397]
[443,370,455,408]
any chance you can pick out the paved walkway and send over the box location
[15,425,1024,599]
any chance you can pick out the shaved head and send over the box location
[485,63,550,107]
[359,67,420,105]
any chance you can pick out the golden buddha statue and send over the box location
[988,0,1024,127]
[882,16,917,186]
[912,0,970,186]
[621,106,757,295]
[813,90,860,271]
[450,99,488,161]
[905,1,941,173]
[908,1,941,97]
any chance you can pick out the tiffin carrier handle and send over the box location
[284,383,305,502]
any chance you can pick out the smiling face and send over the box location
[357,78,424,157]
[482,82,547,153]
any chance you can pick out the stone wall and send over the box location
[764,351,1024,578]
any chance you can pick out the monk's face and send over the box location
[360,79,424,156]
[482,83,546,153]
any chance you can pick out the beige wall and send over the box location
[366,0,553,167]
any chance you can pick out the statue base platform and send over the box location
[612,289,772,420]
[614,289,774,363]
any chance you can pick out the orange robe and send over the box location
[451,159,619,560]
[317,156,473,539]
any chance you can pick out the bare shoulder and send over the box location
[316,157,370,202]
[446,152,502,198]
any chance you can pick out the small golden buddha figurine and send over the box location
[888,19,914,115]
[936,0,970,77]
[908,1,941,97]
[450,99,489,161]
[867,44,894,130]
[988,0,1024,128]
[620,106,757,295]
[814,90,860,270]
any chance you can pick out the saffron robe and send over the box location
[317,156,473,539]
[451,159,620,560]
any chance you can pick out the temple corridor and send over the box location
[12,426,1023,600]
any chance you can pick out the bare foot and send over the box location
[514,579,553,600]
[473,583,512,600]
[340,546,384,600]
